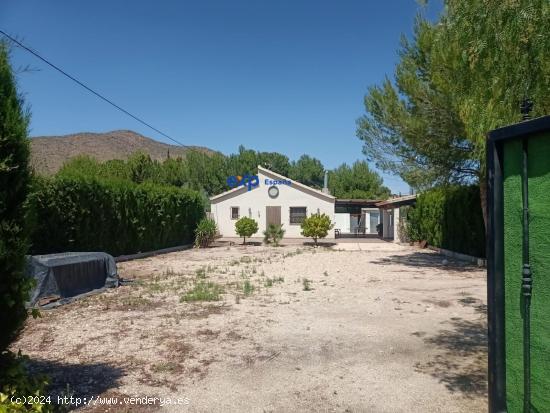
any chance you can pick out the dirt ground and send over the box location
[12,241,488,412]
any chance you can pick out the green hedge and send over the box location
[406,185,485,257]
[29,177,204,256]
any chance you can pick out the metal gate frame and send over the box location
[486,115,550,413]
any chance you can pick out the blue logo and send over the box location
[227,174,259,191]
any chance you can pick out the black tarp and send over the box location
[26,252,118,307]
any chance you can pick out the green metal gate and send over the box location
[487,115,550,413]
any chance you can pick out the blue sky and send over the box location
[1,0,442,194]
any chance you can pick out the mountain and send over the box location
[29,130,216,175]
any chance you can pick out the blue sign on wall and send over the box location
[227,174,259,191]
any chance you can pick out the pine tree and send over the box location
[0,41,32,351]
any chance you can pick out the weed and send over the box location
[260,270,265,277]
[252,266,257,274]
[265,277,284,287]
[151,362,178,373]
[235,294,241,304]
[302,278,312,291]
[243,280,254,296]
[229,259,240,266]
[181,281,223,302]
[240,256,252,263]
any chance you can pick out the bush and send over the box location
[194,218,217,248]
[0,43,33,352]
[405,185,485,257]
[0,351,54,412]
[300,213,334,246]
[263,224,285,246]
[234,217,258,244]
[29,177,205,256]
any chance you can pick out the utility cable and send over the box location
[0,29,186,147]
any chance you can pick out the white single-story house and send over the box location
[210,166,336,238]
[209,165,417,242]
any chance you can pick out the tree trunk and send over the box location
[479,174,488,233]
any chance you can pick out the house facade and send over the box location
[376,194,417,243]
[210,166,336,238]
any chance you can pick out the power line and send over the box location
[0,29,186,147]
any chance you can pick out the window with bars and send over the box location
[289,207,307,224]
[230,207,240,220]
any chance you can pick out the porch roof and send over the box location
[376,194,417,209]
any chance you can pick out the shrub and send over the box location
[194,218,217,248]
[405,185,485,257]
[234,217,258,244]
[0,43,33,352]
[28,177,204,256]
[263,224,285,246]
[0,351,54,413]
[300,213,334,246]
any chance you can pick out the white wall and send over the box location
[393,207,401,242]
[334,213,350,233]
[211,170,335,238]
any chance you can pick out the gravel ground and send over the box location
[12,241,487,412]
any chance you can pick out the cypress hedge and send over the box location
[405,185,485,258]
[0,42,33,351]
[29,177,205,257]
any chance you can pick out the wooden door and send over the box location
[266,206,281,227]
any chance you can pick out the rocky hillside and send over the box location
[30,130,215,175]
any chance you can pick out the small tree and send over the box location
[194,217,217,248]
[235,217,258,245]
[0,42,32,351]
[263,224,285,246]
[301,213,333,246]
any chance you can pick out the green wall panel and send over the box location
[503,133,550,412]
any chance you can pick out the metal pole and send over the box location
[521,138,532,413]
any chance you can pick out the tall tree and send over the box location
[0,42,32,351]
[357,1,550,224]
[431,0,550,222]
[328,161,390,199]
[182,150,228,195]
[289,155,325,188]
[257,151,291,176]
[356,18,476,191]
[227,146,291,177]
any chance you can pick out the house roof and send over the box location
[209,165,336,203]
[335,199,382,207]
[376,194,417,209]
[209,182,248,202]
